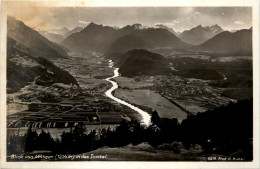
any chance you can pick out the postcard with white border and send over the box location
[0,0,259,168]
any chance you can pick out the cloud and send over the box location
[78,20,91,25]
[155,22,175,27]
[155,20,180,28]
[234,20,245,25]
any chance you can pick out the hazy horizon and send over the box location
[7,7,252,32]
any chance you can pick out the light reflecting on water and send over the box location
[104,61,151,125]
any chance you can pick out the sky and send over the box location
[7,6,252,32]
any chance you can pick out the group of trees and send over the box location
[7,99,253,160]
[7,129,56,155]
[181,99,253,159]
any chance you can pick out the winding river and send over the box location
[104,60,151,125]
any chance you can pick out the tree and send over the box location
[129,120,145,145]
[38,130,56,150]
[24,127,39,152]
[114,120,130,146]
[151,110,160,125]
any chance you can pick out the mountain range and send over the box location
[109,27,252,78]
[61,23,190,53]
[179,24,224,45]
[7,16,252,83]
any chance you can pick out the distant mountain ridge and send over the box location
[62,22,190,53]
[38,26,84,43]
[194,28,252,55]
[179,24,224,45]
[48,27,70,35]
[62,22,117,52]
[63,26,84,38]
[39,31,65,43]
[104,34,152,61]
[155,24,177,36]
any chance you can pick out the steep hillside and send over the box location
[7,37,78,93]
[117,49,172,77]
[7,16,68,59]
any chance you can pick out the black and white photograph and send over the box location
[0,0,259,168]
